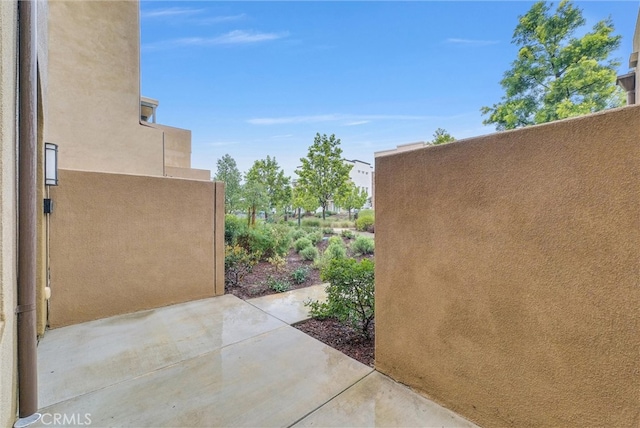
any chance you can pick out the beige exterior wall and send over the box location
[165,166,211,181]
[375,105,640,427]
[48,169,225,328]
[375,141,427,158]
[633,10,640,102]
[0,2,18,425]
[36,0,50,337]
[46,0,164,176]
[152,123,192,169]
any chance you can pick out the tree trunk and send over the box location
[297,208,301,227]
[348,208,352,220]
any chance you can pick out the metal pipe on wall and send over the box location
[16,0,40,424]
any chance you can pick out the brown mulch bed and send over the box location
[225,235,341,300]
[226,247,322,300]
[294,318,375,367]
[225,232,376,366]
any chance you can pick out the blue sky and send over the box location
[140,1,639,178]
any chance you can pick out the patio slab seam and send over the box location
[244,301,294,325]
[286,369,375,428]
[244,283,328,325]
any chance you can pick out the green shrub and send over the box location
[291,266,309,284]
[328,236,345,247]
[314,242,347,271]
[306,231,323,246]
[290,228,307,241]
[340,221,353,228]
[321,220,335,228]
[294,237,313,253]
[327,243,347,259]
[355,215,374,232]
[225,214,247,245]
[301,218,321,228]
[299,246,319,261]
[351,236,375,256]
[341,229,356,239]
[224,245,260,287]
[358,209,374,218]
[269,224,293,256]
[322,227,334,235]
[236,226,271,259]
[266,254,286,272]
[267,276,291,293]
[237,223,291,260]
[306,258,375,338]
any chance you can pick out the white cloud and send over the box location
[248,114,339,125]
[445,38,499,46]
[213,30,287,44]
[142,7,204,19]
[197,14,247,25]
[143,30,289,51]
[247,113,461,125]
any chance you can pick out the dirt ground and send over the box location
[225,234,375,366]
[294,318,375,367]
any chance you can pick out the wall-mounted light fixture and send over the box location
[45,143,58,186]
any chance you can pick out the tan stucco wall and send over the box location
[151,123,192,169]
[375,106,640,427]
[0,2,18,425]
[36,0,49,337]
[46,0,164,176]
[165,166,211,181]
[633,9,640,102]
[48,169,225,328]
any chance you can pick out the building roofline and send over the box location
[343,158,372,166]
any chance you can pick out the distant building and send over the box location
[343,159,374,209]
[325,159,373,212]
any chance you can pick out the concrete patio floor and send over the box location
[35,293,476,427]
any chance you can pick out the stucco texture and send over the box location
[46,0,164,176]
[0,2,18,425]
[375,106,640,427]
[152,123,192,169]
[48,169,225,328]
[36,0,49,337]
[634,10,640,103]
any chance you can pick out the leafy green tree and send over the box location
[296,133,353,220]
[292,186,319,226]
[481,0,623,130]
[241,181,268,226]
[429,128,456,145]
[214,154,242,214]
[245,156,291,220]
[335,181,368,220]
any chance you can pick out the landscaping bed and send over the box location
[224,217,376,367]
[226,247,322,300]
[294,318,375,367]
